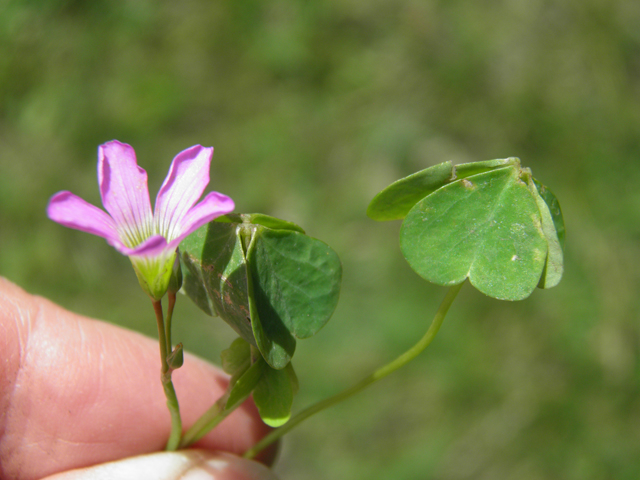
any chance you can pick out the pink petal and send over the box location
[154,145,214,242]
[116,234,169,257]
[47,191,121,245]
[98,141,153,245]
[167,192,235,249]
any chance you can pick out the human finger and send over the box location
[0,278,274,480]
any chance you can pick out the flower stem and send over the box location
[165,292,176,354]
[242,282,464,460]
[153,299,182,451]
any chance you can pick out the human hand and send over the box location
[0,277,278,480]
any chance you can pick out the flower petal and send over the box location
[154,145,214,242]
[117,234,169,257]
[167,191,235,249]
[98,140,153,248]
[47,191,121,245]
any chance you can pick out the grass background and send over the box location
[1,1,640,478]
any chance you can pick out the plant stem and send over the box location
[165,292,176,354]
[153,299,182,451]
[242,282,464,460]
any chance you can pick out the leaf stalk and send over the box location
[242,282,464,459]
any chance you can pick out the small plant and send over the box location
[48,142,564,466]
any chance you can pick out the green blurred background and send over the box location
[1,0,639,478]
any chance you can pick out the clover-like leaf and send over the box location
[367,161,454,221]
[247,226,342,369]
[368,157,564,300]
[399,163,553,300]
[220,337,298,426]
[180,213,342,369]
[246,213,306,233]
[532,179,564,289]
[454,157,519,179]
[533,178,565,251]
[246,256,296,371]
[221,337,252,381]
[253,360,297,427]
[366,158,524,222]
[180,220,256,346]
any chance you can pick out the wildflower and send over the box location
[47,140,234,299]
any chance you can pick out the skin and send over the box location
[0,277,277,480]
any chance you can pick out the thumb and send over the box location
[40,451,279,480]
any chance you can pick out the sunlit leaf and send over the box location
[253,358,296,427]
[533,179,565,251]
[455,157,519,179]
[366,158,523,222]
[532,179,564,289]
[366,161,453,221]
[247,213,305,233]
[400,164,549,300]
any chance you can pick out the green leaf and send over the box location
[247,227,342,368]
[533,179,565,251]
[180,214,342,369]
[226,358,265,411]
[210,213,240,224]
[455,157,519,179]
[366,158,524,222]
[180,248,215,317]
[532,179,564,289]
[246,213,305,233]
[211,213,305,233]
[246,246,297,370]
[368,157,564,299]
[253,359,296,427]
[220,337,251,380]
[400,165,548,300]
[180,221,256,346]
[286,362,299,395]
[366,161,454,221]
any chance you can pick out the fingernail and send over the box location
[182,452,279,480]
[41,451,278,480]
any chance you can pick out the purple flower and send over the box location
[47,140,235,299]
